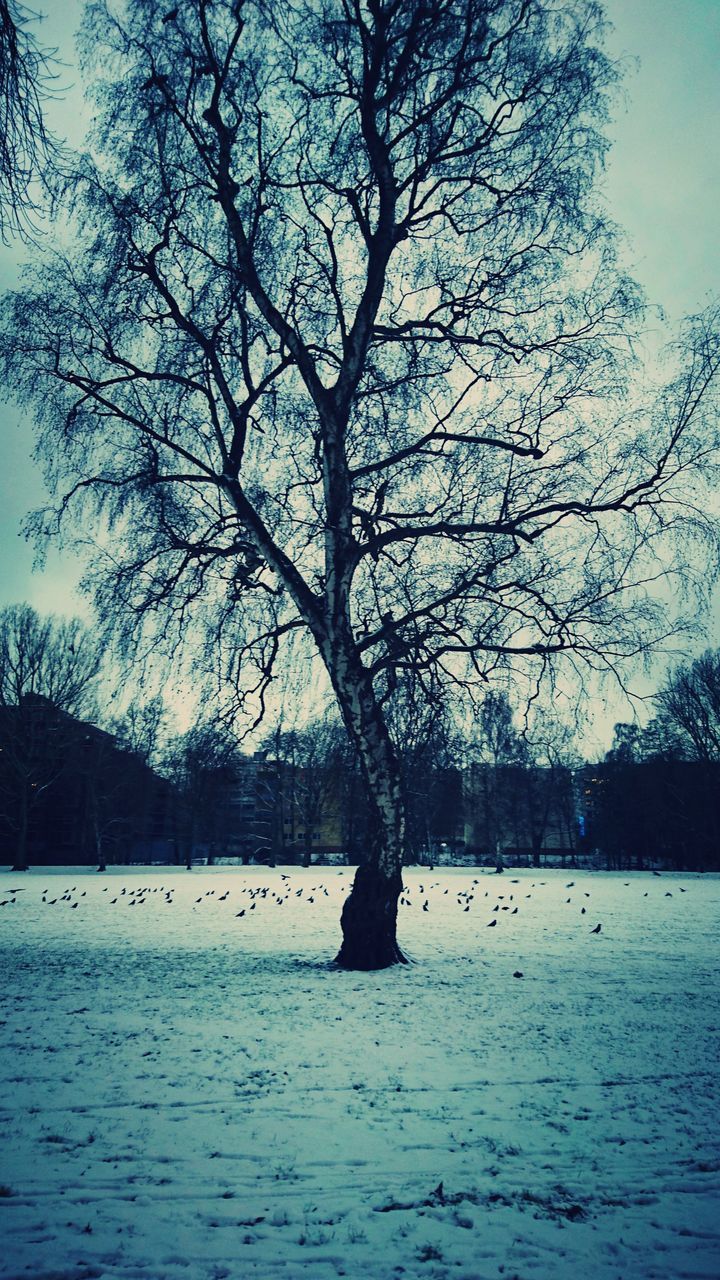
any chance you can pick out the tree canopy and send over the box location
[0,0,60,240]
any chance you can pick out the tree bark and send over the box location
[11,792,29,871]
[331,661,408,969]
[337,857,406,969]
[95,825,106,873]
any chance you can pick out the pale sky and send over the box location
[0,0,718,747]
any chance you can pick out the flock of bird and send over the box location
[398,875,607,930]
[0,870,686,938]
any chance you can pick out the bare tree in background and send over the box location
[385,671,458,863]
[88,694,168,870]
[164,719,239,868]
[463,690,521,863]
[655,650,720,763]
[0,0,59,240]
[2,1,719,965]
[512,714,580,865]
[0,603,101,869]
[270,716,347,865]
[109,695,167,769]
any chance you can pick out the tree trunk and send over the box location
[337,856,406,969]
[331,664,408,970]
[12,793,29,871]
[95,827,106,873]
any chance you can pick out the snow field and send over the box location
[0,865,718,1280]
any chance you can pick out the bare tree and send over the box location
[164,718,239,868]
[0,603,100,869]
[0,0,60,240]
[76,724,127,872]
[655,650,720,763]
[269,716,347,865]
[1,1,719,964]
[384,671,458,863]
[84,697,168,870]
[463,690,521,864]
[512,715,580,865]
[109,695,167,768]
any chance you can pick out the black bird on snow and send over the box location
[236,910,245,917]
[511,907,518,914]
[665,891,673,897]
[566,882,575,888]
[464,904,470,912]
[581,907,586,914]
[422,900,429,912]
[487,919,497,927]
[590,922,601,934]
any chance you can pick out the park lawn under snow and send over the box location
[0,865,718,1280]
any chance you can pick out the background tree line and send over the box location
[587,651,720,872]
[3,602,719,872]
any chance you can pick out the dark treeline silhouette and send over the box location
[2,602,719,871]
[585,651,720,872]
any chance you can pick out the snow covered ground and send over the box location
[0,865,718,1280]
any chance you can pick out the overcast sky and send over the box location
[0,0,718,744]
